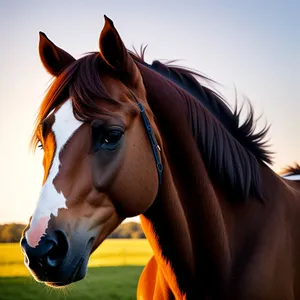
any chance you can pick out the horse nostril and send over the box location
[21,230,69,270]
[45,230,69,268]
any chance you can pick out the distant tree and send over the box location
[0,221,145,242]
[107,222,146,239]
[0,223,26,242]
[130,231,146,239]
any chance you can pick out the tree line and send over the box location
[0,222,145,243]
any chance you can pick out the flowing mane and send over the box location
[130,49,272,165]
[130,50,272,199]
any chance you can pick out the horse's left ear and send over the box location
[39,32,75,76]
[99,15,139,86]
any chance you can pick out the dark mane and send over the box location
[130,49,273,199]
[282,163,300,175]
[130,49,272,165]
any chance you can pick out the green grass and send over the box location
[0,240,153,299]
[0,266,144,300]
[0,239,152,277]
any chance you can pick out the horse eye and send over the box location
[93,128,124,152]
[103,130,123,144]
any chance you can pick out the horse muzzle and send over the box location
[20,229,93,286]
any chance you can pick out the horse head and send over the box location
[21,16,162,287]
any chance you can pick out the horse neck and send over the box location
[140,165,195,298]
[137,62,231,298]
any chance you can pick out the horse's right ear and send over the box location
[38,32,75,76]
[99,16,140,87]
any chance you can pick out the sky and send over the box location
[0,0,299,224]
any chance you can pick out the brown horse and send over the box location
[21,16,300,299]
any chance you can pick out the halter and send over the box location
[129,91,163,188]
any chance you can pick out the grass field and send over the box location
[0,240,153,299]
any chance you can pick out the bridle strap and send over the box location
[129,91,163,188]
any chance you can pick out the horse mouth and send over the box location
[45,258,85,287]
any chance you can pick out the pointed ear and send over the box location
[99,15,139,86]
[39,32,75,76]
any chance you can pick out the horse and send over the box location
[20,16,300,299]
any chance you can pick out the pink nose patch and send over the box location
[26,216,50,247]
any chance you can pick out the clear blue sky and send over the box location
[0,0,299,224]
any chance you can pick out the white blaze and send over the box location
[26,99,83,247]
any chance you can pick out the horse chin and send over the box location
[44,257,87,288]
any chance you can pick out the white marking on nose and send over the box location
[26,99,83,247]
